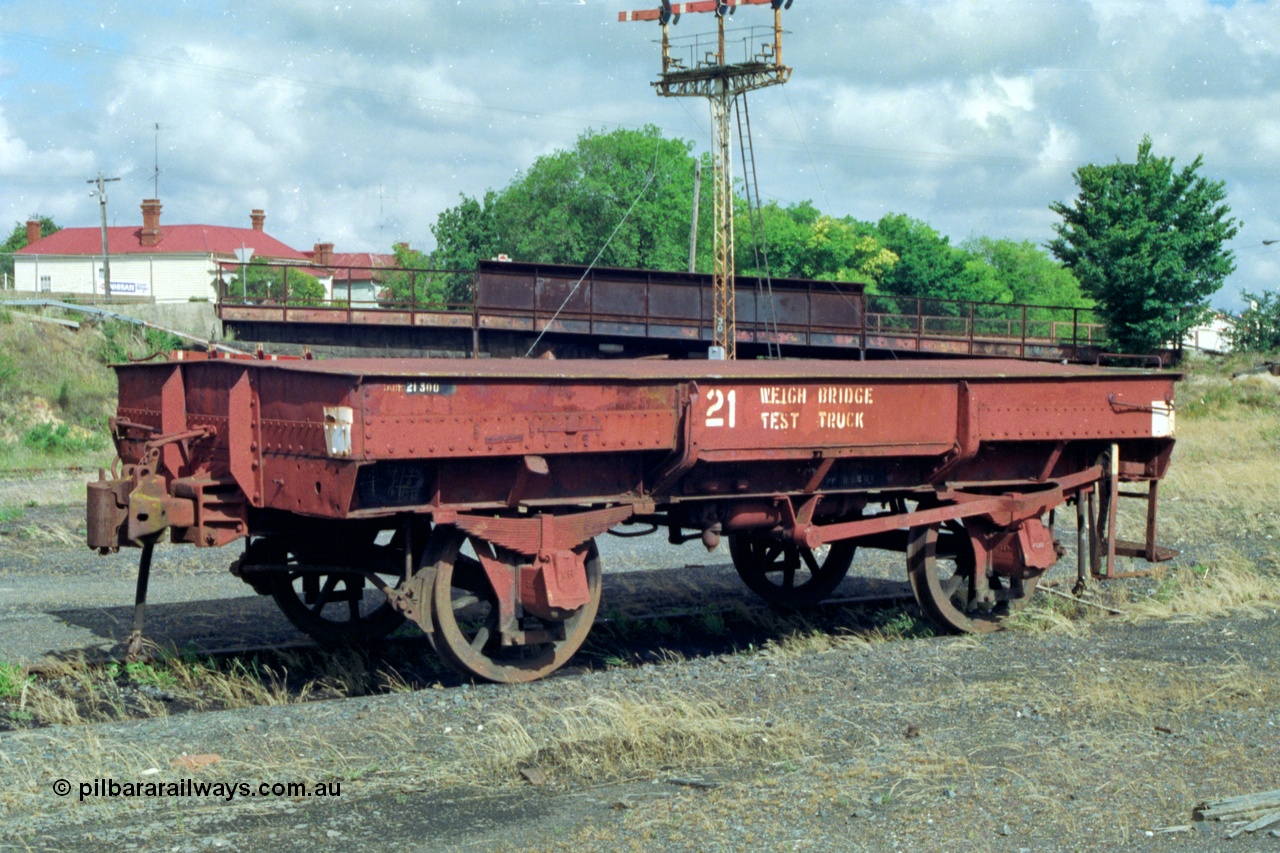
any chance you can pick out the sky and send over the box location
[1,0,1277,310]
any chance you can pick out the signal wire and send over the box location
[523,146,663,358]
[736,94,782,359]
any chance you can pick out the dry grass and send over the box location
[1010,548,1280,636]
[1,647,344,730]
[1005,584,1094,635]
[1063,658,1280,720]
[1009,356,1280,635]
[464,693,805,787]
[1124,552,1280,622]
[12,655,164,727]
[0,686,811,812]
[1159,366,1280,538]
[8,519,80,546]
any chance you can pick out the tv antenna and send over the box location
[367,184,400,244]
[152,122,161,198]
[620,0,793,359]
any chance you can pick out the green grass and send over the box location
[104,661,181,692]
[20,422,108,455]
[0,316,198,472]
[1179,380,1279,419]
[0,351,16,385]
[1177,351,1280,420]
[0,660,33,699]
[0,315,153,471]
[697,610,727,635]
[98,321,186,364]
[869,607,936,640]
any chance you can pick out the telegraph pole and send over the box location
[621,0,793,359]
[87,172,121,301]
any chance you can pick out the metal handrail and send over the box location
[216,262,1106,357]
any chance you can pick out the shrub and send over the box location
[21,422,108,454]
[1229,290,1280,353]
[97,320,132,364]
[143,327,186,354]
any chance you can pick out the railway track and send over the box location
[25,583,916,678]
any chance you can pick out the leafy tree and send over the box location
[430,192,500,273]
[227,259,324,305]
[1229,291,1280,353]
[1,217,61,279]
[431,126,708,273]
[738,201,896,283]
[962,238,1089,308]
[377,243,461,308]
[1049,136,1239,354]
[863,214,1004,310]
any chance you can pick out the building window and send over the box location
[39,275,52,293]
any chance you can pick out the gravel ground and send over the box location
[1,480,1279,851]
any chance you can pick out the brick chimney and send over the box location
[140,199,162,247]
[25,219,41,246]
[250,209,266,231]
[313,242,335,266]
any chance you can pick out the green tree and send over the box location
[864,214,1004,309]
[430,192,500,272]
[1229,291,1280,353]
[377,243,460,308]
[1,217,61,280]
[738,201,896,283]
[227,259,324,305]
[431,126,708,272]
[962,237,1091,311]
[1049,136,1239,354]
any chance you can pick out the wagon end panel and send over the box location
[957,373,1178,484]
[255,366,364,518]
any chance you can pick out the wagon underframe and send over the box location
[87,353,1179,682]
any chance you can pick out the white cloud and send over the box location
[0,0,1275,307]
[0,109,34,175]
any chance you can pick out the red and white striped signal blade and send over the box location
[618,0,775,22]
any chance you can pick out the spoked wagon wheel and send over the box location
[728,532,856,607]
[426,527,601,683]
[906,522,1041,634]
[267,530,409,646]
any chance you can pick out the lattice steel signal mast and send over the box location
[620,0,793,360]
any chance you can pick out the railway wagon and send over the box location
[87,353,1178,682]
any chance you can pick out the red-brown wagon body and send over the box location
[88,353,1178,681]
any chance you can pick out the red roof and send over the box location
[331,251,396,268]
[17,224,309,260]
[309,252,399,281]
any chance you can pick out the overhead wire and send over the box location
[782,86,830,213]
